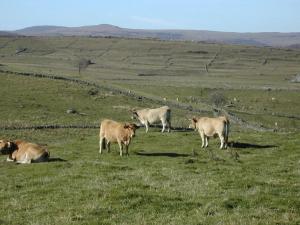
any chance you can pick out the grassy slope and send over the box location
[0,37,300,224]
[0,36,299,131]
[0,72,299,225]
[1,36,300,89]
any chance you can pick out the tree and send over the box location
[77,58,94,74]
[209,92,227,109]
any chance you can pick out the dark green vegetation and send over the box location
[0,37,299,224]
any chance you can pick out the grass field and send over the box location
[0,36,299,225]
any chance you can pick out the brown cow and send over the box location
[99,119,139,156]
[189,116,229,149]
[0,139,50,164]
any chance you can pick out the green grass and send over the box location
[0,36,300,224]
[1,128,299,225]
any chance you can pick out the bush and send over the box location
[209,92,227,108]
[291,73,300,83]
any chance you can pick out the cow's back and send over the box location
[143,106,170,123]
[197,117,225,136]
[198,118,216,135]
[15,140,48,160]
[100,119,123,141]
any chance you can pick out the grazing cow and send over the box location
[99,119,139,156]
[0,139,50,164]
[189,116,229,149]
[131,106,171,133]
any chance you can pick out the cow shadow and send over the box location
[171,127,193,132]
[48,157,67,162]
[147,124,193,133]
[135,151,189,158]
[229,141,277,149]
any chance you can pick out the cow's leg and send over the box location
[145,121,149,133]
[125,145,129,156]
[6,156,14,162]
[200,132,205,148]
[17,153,31,164]
[118,141,123,156]
[18,159,31,164]
[205,136,209,148]
[161,120,166,133]
[219,134,225,149]
[99,137,104,154]
[224,140,228,149]
[106,141,111,153]
[167,120,171,132]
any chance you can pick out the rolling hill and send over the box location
[0,30,19,37]
[1,24,299,48]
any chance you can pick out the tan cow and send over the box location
[131,106,171,133]
[99,119,139,156]
[0,139,50,164]
[189,116,229,149]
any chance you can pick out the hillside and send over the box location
[0,36,299,131]
[0,30,19,37]
[6,24,300,47]
[0,50,299,225]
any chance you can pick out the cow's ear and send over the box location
[192,117,197,123]
[124,124,129,129]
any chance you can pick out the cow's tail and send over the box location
[166,107,172,130]
[166,107,171,119]
[45,149,50,158]
[43,149,50,160]
[224,120,229,146]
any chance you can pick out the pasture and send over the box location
[0,36,299,225]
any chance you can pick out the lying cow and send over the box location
[99,119,139,156]
[189,116,229,149]
[131,106,171,133]
[0,139,50,163]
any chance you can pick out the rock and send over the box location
[66,109,77,114]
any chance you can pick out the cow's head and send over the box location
[0,140,16,154]
[124,123,139,138]
[188,118,198,130]
[130,109,139,120]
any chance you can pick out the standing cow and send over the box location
[131,106,171,133]
[189,116,229,149]
[99,119,139,156]
[0,139,50,163]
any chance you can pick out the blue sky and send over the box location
[1,0,300,32]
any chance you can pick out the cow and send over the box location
[0,139,50,164]
[131,106,171,133]
[99,119,139,156]
[189,116,229,149]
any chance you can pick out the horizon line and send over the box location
[3,24,300,34]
